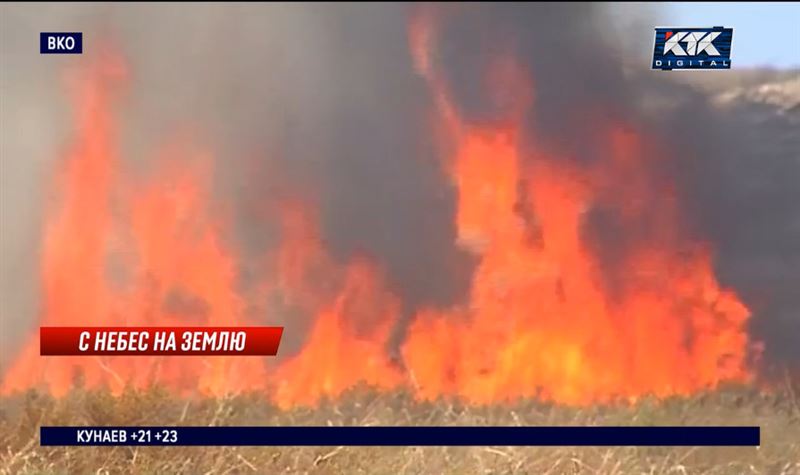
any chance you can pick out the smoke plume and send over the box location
[1,3,797,370]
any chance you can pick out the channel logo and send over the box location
[40,32,83,54]
[652,27,732,71]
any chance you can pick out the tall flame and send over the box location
[401,10,753,404]
[1,16,755,407]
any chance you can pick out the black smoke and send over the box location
[429,3,800,366]
[1,3,797,368]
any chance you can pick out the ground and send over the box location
[1,67,798,475]
[1,382,799,475]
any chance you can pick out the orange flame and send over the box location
[400,11,754,405]
[1,16,756,408]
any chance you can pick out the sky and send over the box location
[668,2,800,68]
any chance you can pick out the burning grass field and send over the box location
[1,383,799,475]
[3,5,800,474]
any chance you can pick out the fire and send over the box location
[401,11,753,404]
[268,204,404,409]
[1,14,756,407]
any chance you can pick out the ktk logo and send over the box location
[652,27,733,71]
[663,31,721,56]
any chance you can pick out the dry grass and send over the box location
[1,383,799,475]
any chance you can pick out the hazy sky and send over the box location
[668,2,800,68]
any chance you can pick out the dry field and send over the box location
[1,382,799,475]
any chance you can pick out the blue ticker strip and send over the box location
[41,425,760,447]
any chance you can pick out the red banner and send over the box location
[40,327,283,356]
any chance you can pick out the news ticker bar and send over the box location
[40,327,283,355]
[41,426,760,446]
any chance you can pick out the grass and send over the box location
[1,383,799,475]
